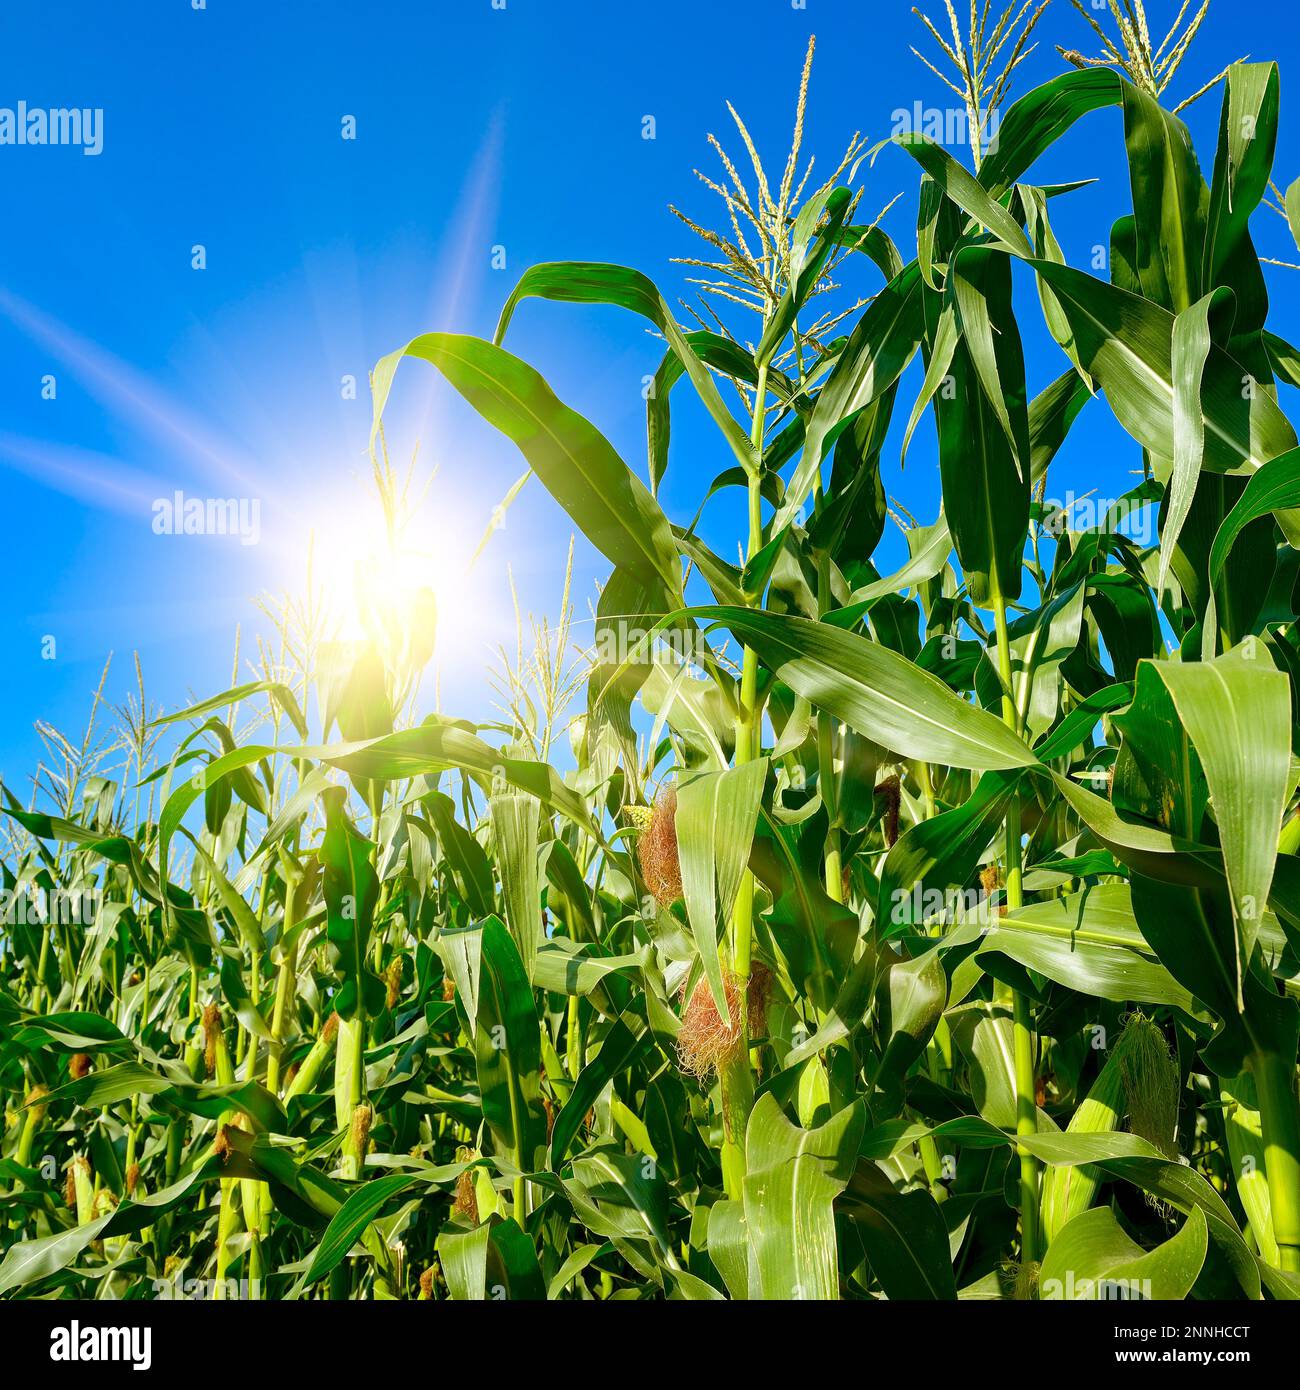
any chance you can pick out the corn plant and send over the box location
[4,15,1300,1304]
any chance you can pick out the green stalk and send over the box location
[265,904,299,1099]
[124,1098,138,1176]
[815,546,844,904]
[165,1116,183,1184]
[339,813,377,1186]
[719,359,768,1200]
[797,320,845,906]
[918,1132,947,1200]
[243,1210,266,1297]
[718,1051,754,1201]
[990,579,1040,1266]
[32,924,50,1015]
[1249,1046,1300,1272]
[214,1183,241,1300]
[730,368,766,981]
[210,1008,243,1300]
[337,1013,368,1180]
[565,995,584,1080]
[240,947,265,1295]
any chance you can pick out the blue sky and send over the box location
[3,0,1299,799]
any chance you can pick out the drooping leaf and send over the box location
[371,332,684,603]
[691,607,1036,771]
[492,260,757,478]
[1030,260,1300,545]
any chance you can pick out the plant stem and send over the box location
[1250,1046,1300,1272]
[32,924,50,1015]
[719,360,768,1201]
[815,541,843,903]
[719,1053,754,1200]
[211,1017,241,1299]
[338,1013,367,1180]
[731,364,767,981]
[261,902,297,1241]
[991,581,1040,1266]
[796,322,844,904]
[566,994,584,1080]
[265,916,298,1098]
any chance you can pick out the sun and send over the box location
[278,477,500,687]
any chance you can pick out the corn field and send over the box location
[6,3,1300,1308]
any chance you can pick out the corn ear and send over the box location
[285,1013,340,1101]
[1040,1045,1126,1242]
[1041,1014,1178,1242]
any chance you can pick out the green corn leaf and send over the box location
[838,1161,956,1299]
[437,1216,545,1301]
[0,1151,253,1296]
[550,1014,647,1168]
[938,246,1031,603]
[1119,83,1209,315]
[1162,291,1229,597]
[318,786,383,1020]
[312,721,597,837]
[1148,645,1291,1000]
[743,1094,865,1300]
[1208,445,1300,593]
[421,791,496,917]
[1039,1206,1208,1301]
[978,68,1123,194]
[492,260,757,476]
[153,678,309,739]
[490,787,541,983]
[891,133,1031,257]
[304,1172,418,1283]
[371,332,684,603]
[475,916,546,1171]
[1030,260,1300,545]
[779,262,924,529]
[691,607,1036,771]
[988,887,1197,1011]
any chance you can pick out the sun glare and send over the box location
[282,482,502,688]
